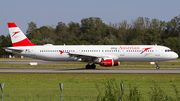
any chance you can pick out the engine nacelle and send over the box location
[99,58,120,67]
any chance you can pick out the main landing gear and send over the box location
[156,61,160,69]
[86,63,96,69]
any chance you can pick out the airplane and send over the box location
[4,22,179,69]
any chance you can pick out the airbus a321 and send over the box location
[4,23,178,69]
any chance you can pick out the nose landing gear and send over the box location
[156,61,160,69]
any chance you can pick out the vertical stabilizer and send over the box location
[7,23,36,47]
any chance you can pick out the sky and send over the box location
[0,0,180,36]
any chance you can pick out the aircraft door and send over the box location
[120,50,124,56]
[31,47,37,58]
[155,47,160,56]
[76,48,81,52]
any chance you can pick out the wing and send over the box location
[67,52,115,63]
[69,52,103,63]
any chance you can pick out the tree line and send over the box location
[0,15,180,56]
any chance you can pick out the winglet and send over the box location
[7,23,36,47]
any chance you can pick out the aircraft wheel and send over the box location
[156,66,160,69]
[91,64,96,69]
[86,64,91,69]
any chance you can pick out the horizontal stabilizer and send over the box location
[3,47,24,52]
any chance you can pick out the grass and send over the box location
[0,58,180,100]
[0,74,180,101]
[0,58,38,61]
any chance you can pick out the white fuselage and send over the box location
[5,22,179,69]
[6,45,178,62]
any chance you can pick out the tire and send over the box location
[91,64,96,69]
[86,64,91,69]
[156,66,160,69]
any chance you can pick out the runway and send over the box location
[0,59,180,74]
[0,68,180,74]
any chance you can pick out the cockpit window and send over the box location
[165,50,173,52]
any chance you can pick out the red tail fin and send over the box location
[7,23,36,47]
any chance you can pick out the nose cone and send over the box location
[172,52,179,59]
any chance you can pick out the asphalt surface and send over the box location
[0,60,180,74]
[0,68,179,74]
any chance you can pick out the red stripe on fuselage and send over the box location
[12,38,36,47]
[141,47,152,54]
[7,23,18,28]
[59,50,64,54]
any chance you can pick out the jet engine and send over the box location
[99,58,119,67]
